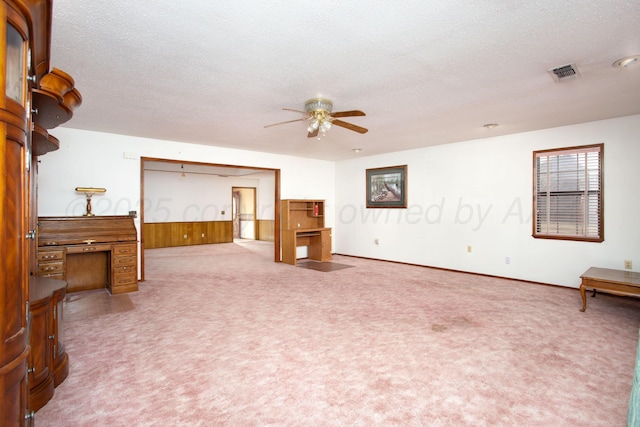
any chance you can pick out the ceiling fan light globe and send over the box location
[307,119,319,133]
[319,121,332,133]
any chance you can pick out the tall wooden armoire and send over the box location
[0,1,80,424]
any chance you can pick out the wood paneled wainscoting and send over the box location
[256,219,275,242]
[144,221,233,249]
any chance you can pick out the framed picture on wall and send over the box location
[366,165,407,208]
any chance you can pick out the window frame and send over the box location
[532,143,604,242]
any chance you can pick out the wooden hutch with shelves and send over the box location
[281,199,332,265]
[0,0,81,422]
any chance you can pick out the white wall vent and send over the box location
[547,63,581,82]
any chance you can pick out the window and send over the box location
[533,144,603,242]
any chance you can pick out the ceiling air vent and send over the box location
[548,63,581,82]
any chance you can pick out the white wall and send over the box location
[334,114,640,288]
[143,171,268,223]
[255,171,275,220]
[37,127,336,240]
[38,116,639,288]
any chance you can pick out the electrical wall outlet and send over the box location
[374,238,379,245]
[467,245,472,253]
[505,256,511,264]
[625,260,632,270]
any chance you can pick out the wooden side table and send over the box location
[579,267,640,312]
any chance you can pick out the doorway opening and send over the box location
[232,187,256,240]
[140,158,281,281]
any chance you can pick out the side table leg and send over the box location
[580,284,587,312]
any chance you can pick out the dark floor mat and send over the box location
[297,261,354,272]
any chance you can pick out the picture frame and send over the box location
[366,165,407,208]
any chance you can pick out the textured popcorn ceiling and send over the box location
[50,1,640,161]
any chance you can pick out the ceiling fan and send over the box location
[264,98,368,138]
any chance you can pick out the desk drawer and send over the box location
[37,262,64,276]
[113,271,136,285]
[66,244,111,254]
[113,255,136,267]
[37,249,64,262]
[112,270,137,294]
[114,264,135,275]
[113,243,136,256]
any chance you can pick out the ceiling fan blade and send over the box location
[332,110,366,118]
[307,128,319,138]
[264,117,309,128]
[283,108,309,115]
[332,119,368,134]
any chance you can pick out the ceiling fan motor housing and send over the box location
[305,98,333,114]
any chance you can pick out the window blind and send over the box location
[533,144,603,241]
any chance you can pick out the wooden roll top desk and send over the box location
[37,216,139,294]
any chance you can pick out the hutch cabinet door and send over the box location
[0,2,31,424]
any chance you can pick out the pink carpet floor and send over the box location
[36,240,640,426]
